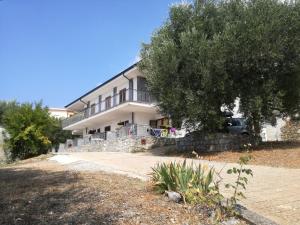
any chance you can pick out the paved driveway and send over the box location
[51,152,300,225]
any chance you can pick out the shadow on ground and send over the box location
[0,167,121,225]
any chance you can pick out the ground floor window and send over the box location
[150,117,170,129]
[117,120,129,126]
[104,126,111,132]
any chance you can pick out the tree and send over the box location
[139,0,300,135]
[139,1,235,132]
[48,117,73,151]
[2,101,72,160]
[220,0,300,135]
[0,101,17,126]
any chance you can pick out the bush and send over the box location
[151,157,253,221]
[2,101,72,160]
[151,160,216,203]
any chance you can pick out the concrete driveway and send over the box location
[50,152,300,225]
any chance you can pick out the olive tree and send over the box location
[139,0,300,135]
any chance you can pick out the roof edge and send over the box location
[65,63,138,108]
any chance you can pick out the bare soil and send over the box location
[185,141,300,169]
[0,156,246,225]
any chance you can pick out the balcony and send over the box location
[62,89,155,129]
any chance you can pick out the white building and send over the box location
[49,108,74,119]
[62,63,170,138]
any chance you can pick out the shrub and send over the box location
[151,160,216,203]
[151,156,253,221]
[225,155,253,208]
[2,101,72,160]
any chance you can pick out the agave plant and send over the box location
[151,160,216,202]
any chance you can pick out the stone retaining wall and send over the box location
[175,133,253,153]
[61,136,177,153]
[281,120,300,141]
[61,133,252,153]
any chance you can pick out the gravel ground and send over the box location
[0,157,247,225]
[194,147,300,169]
[167,141,300,169]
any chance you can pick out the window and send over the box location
[98,95,102,112]
[231,119,241,126]
[119,88,126,103]
[150,120,157,128]
[105,96,111,109]
[90,104,96,115]
[113,87,117,106]
[104,126,111,132]
[117,120,129,126]
[84,101,90,117]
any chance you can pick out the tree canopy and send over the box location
[139,0,300,135]
[2,101,72,160]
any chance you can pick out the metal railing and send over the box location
[62,89,155,128]
[62,111,85,128]
[86,124,151,142]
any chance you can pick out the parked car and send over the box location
[225,118,249,135]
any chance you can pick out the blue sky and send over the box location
[0,0,176,107]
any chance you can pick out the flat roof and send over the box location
[65,63,137,108]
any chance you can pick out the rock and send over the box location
[222,217,240,225]
[165,191,182,203]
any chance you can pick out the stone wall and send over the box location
[0,127,6,160]
[175,133,253,153]
[60,133,252,154]
[61,136,177,153]
[281,120,300,141]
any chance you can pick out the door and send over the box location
[113,87,117,106]
[104,126,111,132]
[129,79,133,101]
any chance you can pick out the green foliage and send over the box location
[0,101,17,126]
[151,160,216,203]
[151,160,225,221]
[139,0,300,134]
[48,117,73,151]
[2,101,72,160]
[151,156,254,221]
[225,155,253,210]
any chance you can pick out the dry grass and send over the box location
[192,141,300,169]
[0,158,246,225]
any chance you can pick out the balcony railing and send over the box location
[62,89,155,128]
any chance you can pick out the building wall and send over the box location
[134,112,162,126]
[72,71,143,113]
[87,112,132,134]
[85,111,163,135]
[261,118,286,141]
[49,108,73,119]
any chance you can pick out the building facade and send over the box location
[62,63,170,138]
[49,108,74,119]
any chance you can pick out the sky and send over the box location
[0,0,177,107]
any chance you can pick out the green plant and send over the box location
[151,160,216,203]
[225,155,253,211]
[139,0,300,135]
[2,101,72,161]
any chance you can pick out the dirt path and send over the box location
[51,152,300,225]
[0,158,237,225]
